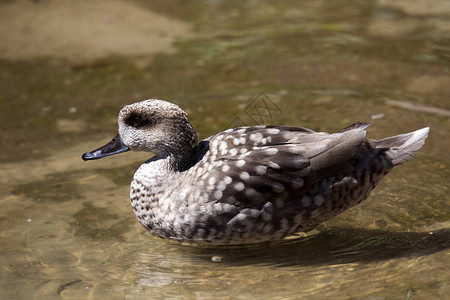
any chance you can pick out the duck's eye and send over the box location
[126,113,150,128]
[132,119,142,127]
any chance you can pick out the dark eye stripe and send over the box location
[125,112,151,128]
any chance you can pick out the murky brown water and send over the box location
[1,1,449,299]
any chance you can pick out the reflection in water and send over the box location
[183,227,450,267]
[0,0,449,299]
[130,227,449,298]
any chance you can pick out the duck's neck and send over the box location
[166,151,195,172]
[147,148,195,173]
[153,130,198,172]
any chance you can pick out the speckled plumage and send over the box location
[83,99,429,245]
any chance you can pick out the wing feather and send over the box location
[195,124,367,207]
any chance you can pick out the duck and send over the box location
[82,99,429,245]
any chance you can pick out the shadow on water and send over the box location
[179,227,450,267]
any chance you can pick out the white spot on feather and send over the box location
[271,182,285,193]
[291,178,304,189]
[222,203,232,213]
[267,161,280,169]
[314,195,325,206]
[266,128,280,135]
[239,171,250,180]
[226,196,236,204]
[236,160,246,167]
[245,188,258,197]
[219,141,228,151]
[249,132,263,143]
[208,177,216,185]
[302,195,311,207]
[234,182,245,191]
[255,165,267,175]
[217,181,227,191]
[224,176,232,184]
[214,190,223,200]
[264,148,278,155]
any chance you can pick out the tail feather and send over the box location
[375,127,429,165]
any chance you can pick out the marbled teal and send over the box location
[82,99,429,245]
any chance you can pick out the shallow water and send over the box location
[1,1,449,299]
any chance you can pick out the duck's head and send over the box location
[82,99,198,161]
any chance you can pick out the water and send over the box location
[0,1,449,299]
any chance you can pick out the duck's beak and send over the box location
[82,133,130,161]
